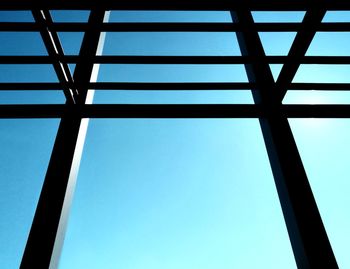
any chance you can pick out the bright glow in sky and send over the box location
[0,9,349,269]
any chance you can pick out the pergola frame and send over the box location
[0,1,348,268]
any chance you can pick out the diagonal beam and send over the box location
[32,10,78,104]
[232,9,338,269]
[20,10,109,269]
[276,9,326,101]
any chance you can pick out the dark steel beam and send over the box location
[32,10,78,104]
[290,83,350,90]
[0,22,40,31]
[299,56,350,64]
[0,55,267,64]
[232,9,338,269]
[0,0,350,11]
[38,22,302,32]
[2,82,350,91]
[284,104,350,117]
[1,82,350,92]
[0,82,62,90]
[0,104,260,118]
[0,56,58,64]
[74,55,350,65]
[69,55,279,64]
[83,55,350,64]
[276,10,326,101]
[0,82,252,90]
[1,104,350,118]
[19,10,108,269]
[2,22,350,32]
[4,55,350,65]
[83,82,253,90]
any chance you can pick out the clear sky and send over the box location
[0,9,349,269]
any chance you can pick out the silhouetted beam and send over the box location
[0,0,350,11]
[0,22,40,31]
[300,56,350,64]
[1,104,350,118]
[3,55,350,64]
[46,22,304,32]
[32,10,78,103]
[276,10,326,101]
[289,83,350,90]
[0,55,268,64]
[0,56,56,64]
[19,10,108,269]
[284,104,350,118]
[2,22,350,32]
[86,55,350,64]
[2,82,350,91]
[0,83,62,90]
[1,81,350,92]
[0,104,259,118]
[232,9,338,269]
[83,55,281,64]
[86,82,253,90]
[81,104,350,118]
[0,82,252,90]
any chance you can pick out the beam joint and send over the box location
[232,9,338,269]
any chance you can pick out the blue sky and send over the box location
[0,10,349,269]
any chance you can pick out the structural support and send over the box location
[276,9,326,101]
[20,9,108,268]
[1,0,350,11]
[231,10,338,269]
[32,10,78,104]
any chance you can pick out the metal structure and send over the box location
[1,1,349,268]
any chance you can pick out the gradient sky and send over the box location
[0,10,349,269]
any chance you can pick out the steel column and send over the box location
[20,10,108,268]
[231,9,338,269]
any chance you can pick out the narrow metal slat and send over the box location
[1,104,350,118]
[32,10,78,104]
[0,82,252,90]
[3,55,350,65]
[276,9,327,101]
[2,82,350,91]
[0,0,350,11]
[2,22,350,32]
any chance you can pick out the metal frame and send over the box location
[232,9,336,268]
[1,1,349,268]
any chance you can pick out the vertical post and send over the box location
[20,10,109,269]
[231,10,338,268]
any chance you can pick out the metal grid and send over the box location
[1,1,348,268]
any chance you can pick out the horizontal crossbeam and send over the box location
[1,22,350,32]
[0,0,350,11]
[2,55,350,64]
[1,82,350,91]
[1,104,350,118]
